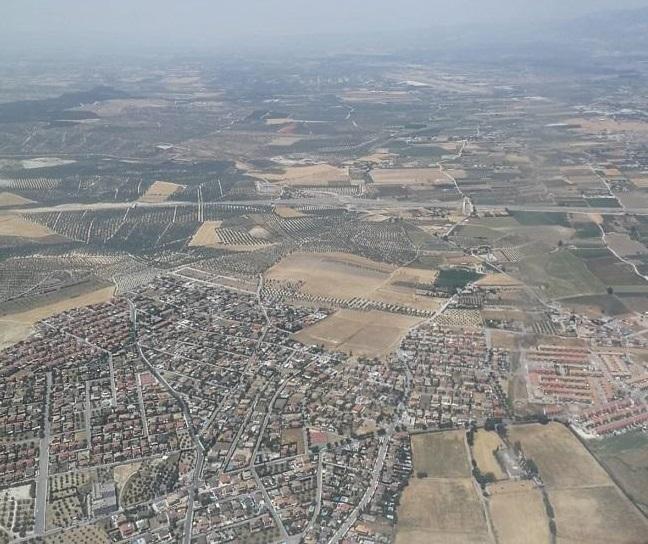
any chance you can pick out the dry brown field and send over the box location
[266,252,442,312]
[281,428,306,455]
[113,461,143,497]
[488,330,520,351]
[509,423,609,488]
[396,479,490,544]
[370,167,447,186]
[0,192,34,207]
[472,430,507,480]
[0,320,33,350]
[138,181,183,203]
[340,90,415,103]
[630,176,648,189]
[411,431,471,478]
[188,221,223,247]
[605,232,648,257]
[0,214,58,238]
[274,206,306,218]
[481,308,529,323]
[268,136,303,146]
[266,252,394,298]
[294,309,421,358]
[510,423,648,543]
[255,164,349,186]
[488,480,550,544]
[566,117,648,135]
[477,273,523,287]
[80,98,170,117]
[551,486,648,544]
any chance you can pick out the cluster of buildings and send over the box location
[401,324,509,429]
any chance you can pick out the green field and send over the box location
[516,249,605,299]
[435,268,484,291]
[510,211,570,227]
[588,431,648,515]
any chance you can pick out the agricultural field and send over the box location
[138,180,184,203]
[0,192,34,207]
[588,431,648,515]
[510,423,648,543]
[188,220,223,247]
[249,163,350,186]
[370,167,447,186]
[397,431,489,544]
[294,309,421,358]
[515,249,605,299]
[487,480,550,544]
[471,430,507,480]
[274,206,306,218]
[266,252,443,312]
[410,431,471,479]
[396,479,490,544]
[0,214,62,242]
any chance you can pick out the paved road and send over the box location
[328,430,393,543]
[34,371,52,535]
[14,196,648,217]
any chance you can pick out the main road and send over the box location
[11,196,648,217]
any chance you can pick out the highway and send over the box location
[13,196,648,217]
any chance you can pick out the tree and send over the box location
[607,286,614,295]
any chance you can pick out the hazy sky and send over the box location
[2,0,648,51]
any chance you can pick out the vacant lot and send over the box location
[188,220,223,247]
[411,431,471,478]
[113,461,143,497]
[396,478,490,544]
[370,167,446,186]
[281,428,306,455]
[294,309,421,358]
[139,181,183,203]
[488,480,549,544]
[0,320,33,350]
[472,430,506,480]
